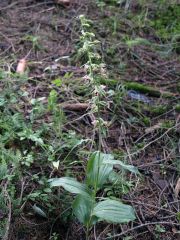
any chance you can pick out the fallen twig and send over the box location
[103,221,180,239]
[2,191,11,240]
[175,178,180,198]
[61,103,89,111]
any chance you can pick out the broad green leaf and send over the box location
[49,177,91,198]
[32,204,47,218]
[103,159,139,174]
[0,162,7,181]
[86,151,113,188]
[93,199,136,223]
[72,195,97,226]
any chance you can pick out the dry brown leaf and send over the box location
[172,227,178,234]
[55,0,70,5]
[145,122,162,134]
[175,178,180,198]
[16,58,27,74]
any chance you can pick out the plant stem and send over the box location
[80,15,105,240]
[86,226,90,240]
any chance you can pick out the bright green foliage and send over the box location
[93,199,136,223]
[72,195,96,225]
[86,152,113,188]
[125,37,151,49]
[49,177,92,198]
[48,89,58,111]
[48,16,137,239]
[17,128,44,145]
[51,78,62,87]
[0,69,72,236]
[49,151,137,232]
[103,158,139,174]
[22,34,42,51]
[32,204,47,218]
[150,5,180,39]
[0,193,8,237]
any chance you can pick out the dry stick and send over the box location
[125,200,176,215]
[18,1,54,10]
[19,178,26,204]
[138,148,174,168]
[103,221,180,239]
[93,225,97,240]
[63,112,90,126]
[2,169,14,240]
[0,46,12,56]
[158,181,168,206]
[39,6,55,14]
[0,32,15,52]
[97,225,111,240]
[2,191,12,240]
[175,178,180,198]
[0,1,18,11]
[61,103,89,111]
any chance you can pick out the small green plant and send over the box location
[21,152,34,167]
[176,212,180,222]
[105,171,134,197]
[49,15,138,240]
[48,89,65,137]
[23,34,42,51]
[49,151,137,239]
[29,97,46,122]
[50,232,60,240]
[150,4,180,40]
[96,0,106,10]
[155,224,166,239]
[124,36,151,50]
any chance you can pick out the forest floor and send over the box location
[0,0,180,240]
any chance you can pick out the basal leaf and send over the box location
[103,159,139,174]
[93,199,136,223]
[32,204,47,218]
[49,177,91,198]
[72,195,97,226]
[86,151,113,188]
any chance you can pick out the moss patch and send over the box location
[150,5,180,39]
